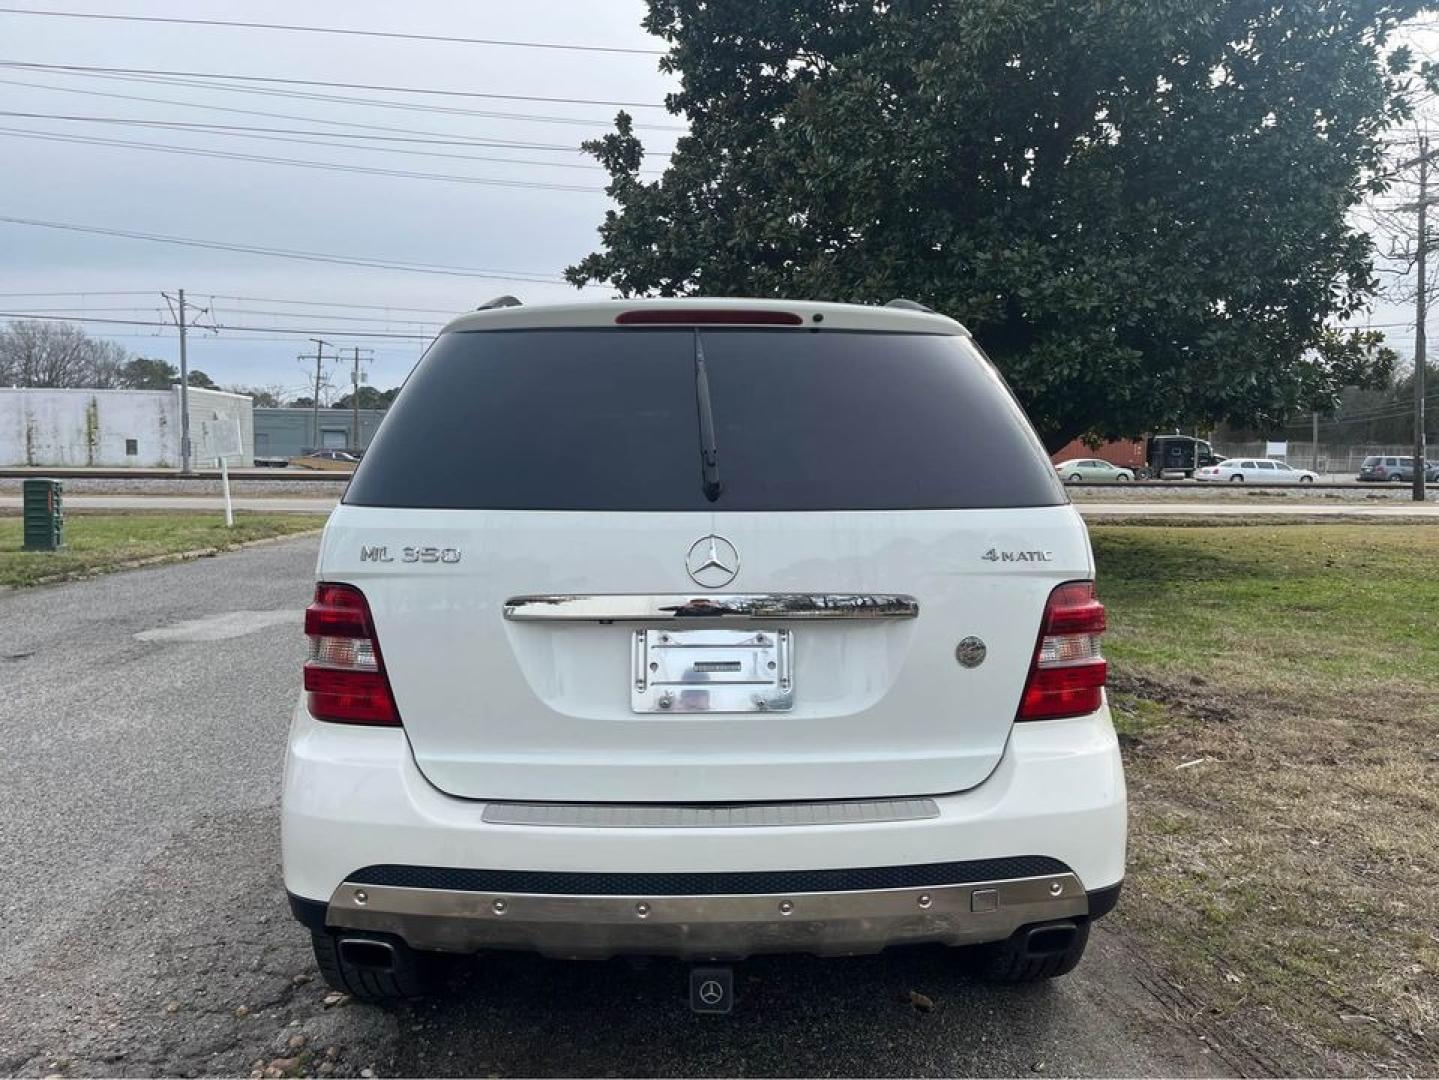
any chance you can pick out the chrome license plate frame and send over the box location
[631,627,792,714]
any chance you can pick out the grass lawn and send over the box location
[1095,522,1439,1075]
[0,512,320,587]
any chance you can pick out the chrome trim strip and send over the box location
[481,798,940,828]
[503,593,920,622]
[326,873,1087,959]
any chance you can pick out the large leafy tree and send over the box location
[568,0,1422,449]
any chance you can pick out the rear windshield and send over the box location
[345,328,1064,511]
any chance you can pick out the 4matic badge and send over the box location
[981,548,1053,563]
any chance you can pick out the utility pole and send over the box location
[352,347,360,450]
[1312,411,1320,474]
[162,289,209,474]
[178,287,191,474]
[349,347,374,451]
[1415,140,1428,503]
[1396,138,1434,501]
[301,338,332,453]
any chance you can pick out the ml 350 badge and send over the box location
[359,545,463,564]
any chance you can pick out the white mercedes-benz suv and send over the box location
[282,297,1126,1007]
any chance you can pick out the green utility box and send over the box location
[22,478,64,551]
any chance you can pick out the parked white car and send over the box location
[282,298,1127,1008]
[1196,458,1317,483]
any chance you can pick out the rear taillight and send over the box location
[1017,581,1107,722]
[303,583,401,726]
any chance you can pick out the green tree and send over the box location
[331,385,399,410]
[186,369,216,389]
[568,0,1422,449]
[225,384,284,407]
[119,356,179,390]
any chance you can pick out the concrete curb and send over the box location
[1,528,324,593]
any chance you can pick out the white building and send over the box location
[0,386,255,468]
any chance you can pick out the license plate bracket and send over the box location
[631,627,792,714]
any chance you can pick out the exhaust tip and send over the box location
[1022,922,1078,957]
[337,937,398,971]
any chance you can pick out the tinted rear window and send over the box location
[345,328,1064,511]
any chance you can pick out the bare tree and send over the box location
[0,320,134,388]
[87,339,130,389]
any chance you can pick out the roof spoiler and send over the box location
[476,295,523,310]
[885,298,935,313]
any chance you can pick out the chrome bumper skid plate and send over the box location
[326,872,1089,959]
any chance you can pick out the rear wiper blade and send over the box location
[693,329,722,502]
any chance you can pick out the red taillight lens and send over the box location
[303,583,401,726]
[1017,581,1107,721]
[614,309,803,325]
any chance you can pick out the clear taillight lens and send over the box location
[303,583,401,726]
[1017,581,1107,721]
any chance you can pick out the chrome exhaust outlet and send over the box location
[337,936,399,971]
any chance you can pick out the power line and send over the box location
[0,127,606,191]
[0,215,587,284]
[0,67,679,135]
[0,289,473,314]
[0,310,436,339]
[6,303,445,327]
[0,112,634,171]
[202,295,466,315]
[0,73,685,133]
[0,108,596,151]
[0,8,666,56]
[0,61,670,109]
[0,289,157,297]
[189,306,444,327]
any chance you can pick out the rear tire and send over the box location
[1230,474,1245,482]
[977,920,1091,983]
[311,930,439,1005]
[1064,473,1082,484]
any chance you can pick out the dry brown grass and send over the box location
[1095,524,1439,1075]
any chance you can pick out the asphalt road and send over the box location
[0,538,1232,1078]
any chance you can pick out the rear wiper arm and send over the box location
[693,329,722,502]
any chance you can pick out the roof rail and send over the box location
[476,295,523,310]
[885,298,935,313]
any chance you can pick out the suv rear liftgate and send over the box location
[326,321,1084,804]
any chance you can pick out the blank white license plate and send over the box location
[631,628,793,713]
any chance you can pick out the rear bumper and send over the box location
[282,703,1126,957]
[291,872,1120,960]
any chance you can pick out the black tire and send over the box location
[976,920,1091,983]
[1229,474,1244,482]
[1116,473,1131,482]
[1300,475,1314,484]
[311,930,438,1005]
[1063,473,1082,484]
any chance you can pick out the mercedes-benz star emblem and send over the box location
[685,534,739,589]
[698,980,725,1006]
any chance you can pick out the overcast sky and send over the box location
[1,4,1433,400]
[0,1,678,398]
